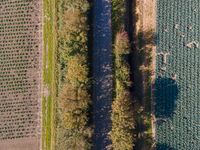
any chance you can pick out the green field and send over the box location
[155,0,200,149]
[42,0,57,149]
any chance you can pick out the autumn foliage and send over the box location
[57,0,92,149]
[110,31,135,150]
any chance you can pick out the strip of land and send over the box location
[134,0,156,149]
[42,0,57,149]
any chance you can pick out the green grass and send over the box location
[46,96,53,150]
[42,97,46,150]
[42,0,57,149]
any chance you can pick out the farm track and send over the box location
[0,0,43,150]
[42,0,57,149]
[93,0,113,149]
[132,0,156,149]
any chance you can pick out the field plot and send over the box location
[155,0,200,149]
[0,0,42,149]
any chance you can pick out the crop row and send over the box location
[155,0,200,149]
[0,0,42,144]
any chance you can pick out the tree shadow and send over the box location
[125,0,157,149]
[156,143,177,150]
[154,77,179,119]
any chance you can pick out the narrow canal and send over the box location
[92,0,113,149]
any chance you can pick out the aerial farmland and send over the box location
[155,0,200,149]
[0,0,42,149]
[1,0,200,150]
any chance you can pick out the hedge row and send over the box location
[57,0,92,149]
[110,0,136,149]
[110,31,135,150]
[112,0,126,37]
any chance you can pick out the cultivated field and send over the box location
[0,0,42,149]
[155,0,200,149]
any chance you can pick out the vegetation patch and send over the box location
[112,0,126,36]
[111,0,136,149]
[55,0,92,149]
[110,31,135,150]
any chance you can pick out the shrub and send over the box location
[66,54,89,87]
[57,0,92,149]
[61,10,88,55]
[59,85,90,112]
[58,2,89,79]
[110,31,135,150]
[112,0,126,36]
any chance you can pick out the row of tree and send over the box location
[56,0,152,149]
[110,0,136,149]
[57,0,92,149]
[110,31,135,150]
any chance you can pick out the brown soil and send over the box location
[0,137,39,150]
[0,0,43,149]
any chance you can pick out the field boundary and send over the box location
[151,0,157,145]
[42,0,57,149]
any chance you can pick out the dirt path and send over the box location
[139,0,157,142]
[92,0,113,149]
[135,0,157,149]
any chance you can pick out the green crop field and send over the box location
[155,0,200,149]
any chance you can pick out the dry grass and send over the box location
[135,0,156,149]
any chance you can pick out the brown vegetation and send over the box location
[56,0,92,149]
[110,31,135,150]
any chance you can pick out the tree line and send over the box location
[56,0,152,149]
